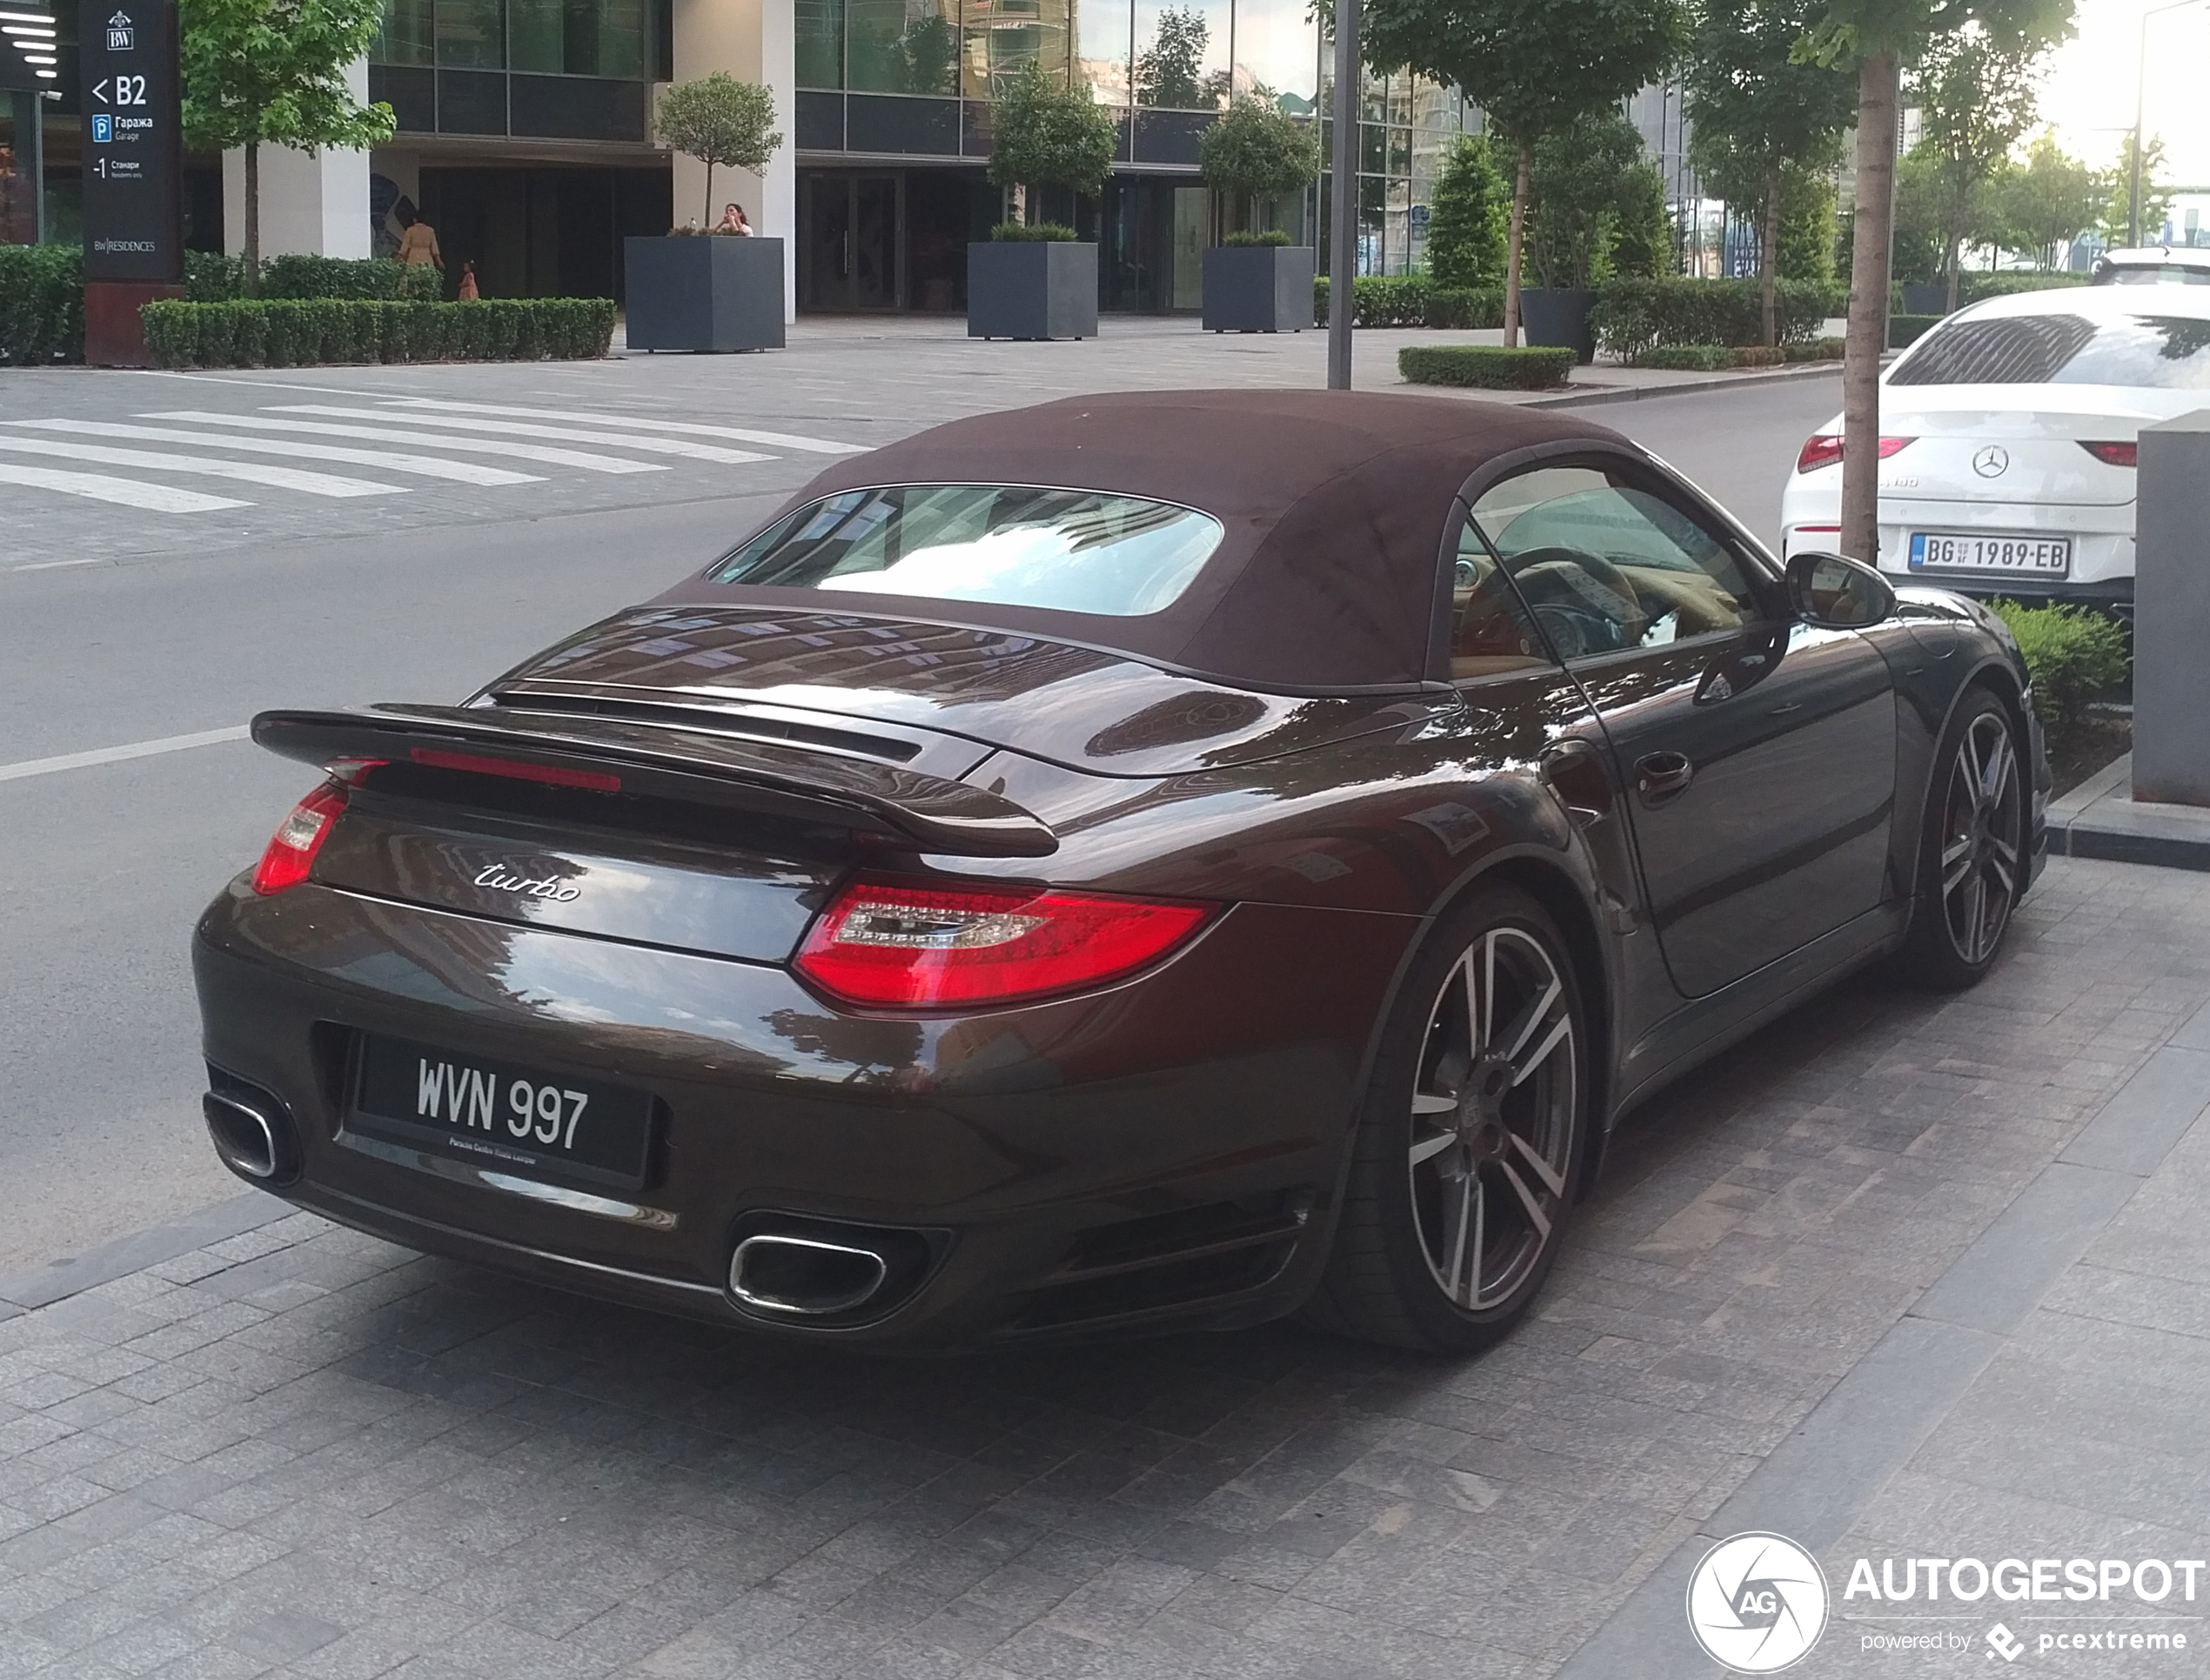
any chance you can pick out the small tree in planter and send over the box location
[971,64,1115,338]
[1195,100,1319,331]
[656,72,782,230]
[632,73,787,351]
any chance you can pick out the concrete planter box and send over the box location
[1521,287,1597,364]
[623,235,786,352]
[967,240,1098,340]
[1900,282,1950,317]
[1201,245,1315,332]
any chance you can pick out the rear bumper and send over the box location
[191,880,1414,1346]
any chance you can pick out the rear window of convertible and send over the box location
[706,485,1226,617]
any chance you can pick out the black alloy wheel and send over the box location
[1899,690,2026,988]
[1307,884,1588,1353]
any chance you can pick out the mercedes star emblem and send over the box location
[1972,445,2010,479]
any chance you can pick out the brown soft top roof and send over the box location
[665,388,1633,692]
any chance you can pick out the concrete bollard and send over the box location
[2131,410,2210,807]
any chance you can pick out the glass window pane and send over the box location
[1133,0,1225,109]
[796,0,843,86]
[1076,0,1131,109]
[509,0,643,77]
[1471,469,1758,659]
[963,0,1071,100]
[708,485,1226,619]
[438,0,505,68]
[1450,524,1553,680]
[509,0,561,70]
[850,0,957,93]
[372,0,434,64]
[1229,0,1314,111]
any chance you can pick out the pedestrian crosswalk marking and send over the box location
[144,411,669,476]
[0,435,399,499]
[10,420,544,487]
[385,398,869,455]
[0,462,250,513]
[271,405,776,466]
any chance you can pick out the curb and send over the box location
[1527,360,1845,410]
[2048,752,2210,873]
[0,1189,291,1320]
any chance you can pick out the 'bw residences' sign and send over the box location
[80,0,181,283]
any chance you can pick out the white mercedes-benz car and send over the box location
[1779,285,2210,613]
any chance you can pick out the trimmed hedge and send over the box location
[141,298,617,368]
[1399,345,1574,390]
[1987,599,2130,736]
[1591,278,1845,363]
[1634,337,1848,371]
[1890,313,1942,348]
[1313,275,1504,330]
[0,244,85,365]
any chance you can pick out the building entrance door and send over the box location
[801,173,901,310]
[1171,186,1207,311]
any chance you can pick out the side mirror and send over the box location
[1785,551,1895,629]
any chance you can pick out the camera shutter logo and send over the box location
[1685,1532,1829,1673]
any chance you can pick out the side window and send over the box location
[1448,515,1554,680]
[1470,465,1763,663]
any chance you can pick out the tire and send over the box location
[1304,884,1590,1354]
[1895,688,2026,990]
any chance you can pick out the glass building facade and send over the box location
[367,0,670,142]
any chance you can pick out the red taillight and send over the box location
[251,783,348,895]
[1796,434,1843,472]
[794,875,1214,1010]
[2080,440,2138,467]
[1794,434,1914,472]
[410,747,621,792]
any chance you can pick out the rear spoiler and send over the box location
[251,705,1058,859]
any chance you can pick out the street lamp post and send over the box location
[1326,0,1358,389]
[2130,0,2204,247]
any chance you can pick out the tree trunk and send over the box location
[1761,166,1780,349]
[1503,138,1530,348]
[704,161,715,230]
[244,141,260,299]
[1841,48,1898,567]
[1945,234,1961,313]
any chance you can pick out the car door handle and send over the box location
[1634,750,1694,807]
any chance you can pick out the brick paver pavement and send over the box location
[2,855,2207,1679]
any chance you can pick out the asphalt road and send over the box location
[0,345,1841,1278]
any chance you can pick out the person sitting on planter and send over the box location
[715,203,753,236]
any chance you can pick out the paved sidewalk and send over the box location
[3,856,2207,1680]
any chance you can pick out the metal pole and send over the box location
[2130,0,2205,249]
[1326,0,1357,390]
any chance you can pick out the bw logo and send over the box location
[1686,1533,1830,1673]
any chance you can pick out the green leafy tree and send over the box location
[655,72,783,229]
[1198,98,1319,234]
[179,0,396,296]
[1362,0,1682,343]
[1994,131,2100,266]
[988,61,1116,212]
[1799,0,2073,564]
[1425,131,1510,289]
[1909,23,2047,309]
[1776,164,1838,280]
[2101,133,2171,247]
[1683,0,1854,342]
[1135,7,1227,109]
[1611,156,1672,278]
[1525,106,1664,288]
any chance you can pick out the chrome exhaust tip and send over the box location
[203,1089,294,1183]
[728,1233,890,1317]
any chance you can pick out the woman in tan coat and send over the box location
[392,197,443,271]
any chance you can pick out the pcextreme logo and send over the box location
[1687,1532,1831,1673]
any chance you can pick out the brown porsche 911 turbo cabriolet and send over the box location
[193,390,2046,1353]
